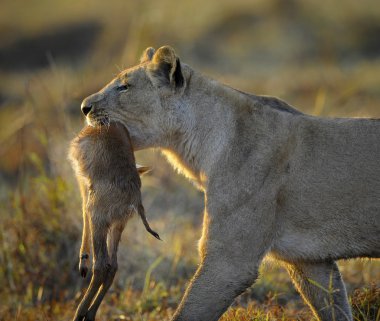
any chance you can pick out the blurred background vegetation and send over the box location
[0,0,379,320]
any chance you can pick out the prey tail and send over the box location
[137,204,161,241]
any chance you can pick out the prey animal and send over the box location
[69,122,160,321]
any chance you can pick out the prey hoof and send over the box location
[80,266,88,278]
[84,310,96,321]
[79,253,89,278]
[73,314,86,321]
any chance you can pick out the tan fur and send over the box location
[79,46,380,321]
[68,123,159,321]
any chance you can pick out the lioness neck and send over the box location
[161,66,289,191]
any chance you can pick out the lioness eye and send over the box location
[116,84,130,92]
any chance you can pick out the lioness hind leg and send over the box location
[284,260,352,321]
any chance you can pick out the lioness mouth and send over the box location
[87,115,110,127]
[98,117,109,126]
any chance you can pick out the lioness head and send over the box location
[81,46,186,149]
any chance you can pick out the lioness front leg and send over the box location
[284,260,352,321]
[172,208,273,321]
[172,258,257,321]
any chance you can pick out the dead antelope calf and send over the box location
[69,122,160,321]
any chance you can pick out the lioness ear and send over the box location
[148,45,184,89]
[136,165,151,176]
[140,47,155,63]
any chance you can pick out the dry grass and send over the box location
[0,0,379,320]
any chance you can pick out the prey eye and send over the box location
[116,84,130,92]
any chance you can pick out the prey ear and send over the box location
[140,47,155,63]
[147,45,184,89]
[136,164,152,176]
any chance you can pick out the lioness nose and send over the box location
[81,100,92,116]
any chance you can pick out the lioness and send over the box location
[79,46,380,321]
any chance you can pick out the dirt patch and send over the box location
[0,21,102,72]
